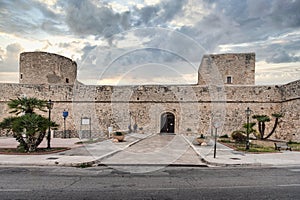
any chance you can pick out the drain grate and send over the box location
[47,157,59,160]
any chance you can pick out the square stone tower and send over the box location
[198,53,255,85]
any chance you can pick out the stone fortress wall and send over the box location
[0,52,299,141]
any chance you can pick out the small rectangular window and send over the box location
[20,74,23,79]
[226,76,232,84]
[66,78,69,83]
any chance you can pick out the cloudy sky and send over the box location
[0,0,299,85]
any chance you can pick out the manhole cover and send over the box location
[230,158,241,160]
[47,157,59,160]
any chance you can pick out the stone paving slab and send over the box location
[98,134,206,173]
[99,134,205,166]
[172,146,205,166]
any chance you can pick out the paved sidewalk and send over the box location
[98,134,205,173]
[183,135,300,167]
[0,137,82,149]
[0,133,152,167]
[1,134,300,168]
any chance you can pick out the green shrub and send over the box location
[288,140,300,144]
[231,131,247,142]
[219,134,229,138]
[77,163,92,168]
[114,131,123,136]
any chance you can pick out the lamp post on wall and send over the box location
[245,107,253,150]
[46,99,54,149]
[63,110,69,138]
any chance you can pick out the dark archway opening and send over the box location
[160,112,175,134]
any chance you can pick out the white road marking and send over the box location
[289,169,300,172]
[0,189,32,192]
[278,184,300,187]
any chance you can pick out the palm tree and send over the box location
[252,115,270,139]
[0,97,58,152]
[264,113,284,140]
[252,113,283,140]
[243,122,257,138]
[8,97,47,115]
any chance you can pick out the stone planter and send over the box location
[113,134,125,142]
[196,138,205,145]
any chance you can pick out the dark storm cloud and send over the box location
[207,0,300,29]
[178,13,241,51]
[63,0,130,38]
[0,0,300,85]
[180,0,300,63]
[266,49,300,63]
[0,0,63,36]
[133,0,186,26]
[62,0,186,48]
[80,43,97,62]
[267,0,300,28]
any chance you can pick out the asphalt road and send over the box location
[0,165,300,199]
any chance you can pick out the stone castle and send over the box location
[0,51,299,141]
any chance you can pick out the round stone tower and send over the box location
[19,51,77,85]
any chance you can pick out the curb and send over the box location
[96,163,208,167]
[182,135,263,167]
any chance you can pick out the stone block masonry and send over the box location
[19,52,77,85]
[198,53,255,85]
[0,82,299,141]
[0,52,299,142]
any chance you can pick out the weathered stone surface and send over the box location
[198,53,255,85]
[0,52,299,142]
[19,52,77,85]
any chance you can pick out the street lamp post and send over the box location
[213,121,220,158]
[63,110,69,138]
[128,111,132,133]
[245,107,253,150]
[214,126,217,158]
[46,99,54,149]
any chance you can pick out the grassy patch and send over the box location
[235,144,276,153]
[219,139,278,153]
[288,143,300,151]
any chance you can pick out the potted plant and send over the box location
[196,134,205,145]
[113,131,125,142]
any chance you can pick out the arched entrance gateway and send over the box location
[160,112,175,134]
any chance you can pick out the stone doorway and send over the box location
[160,112,175,134]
